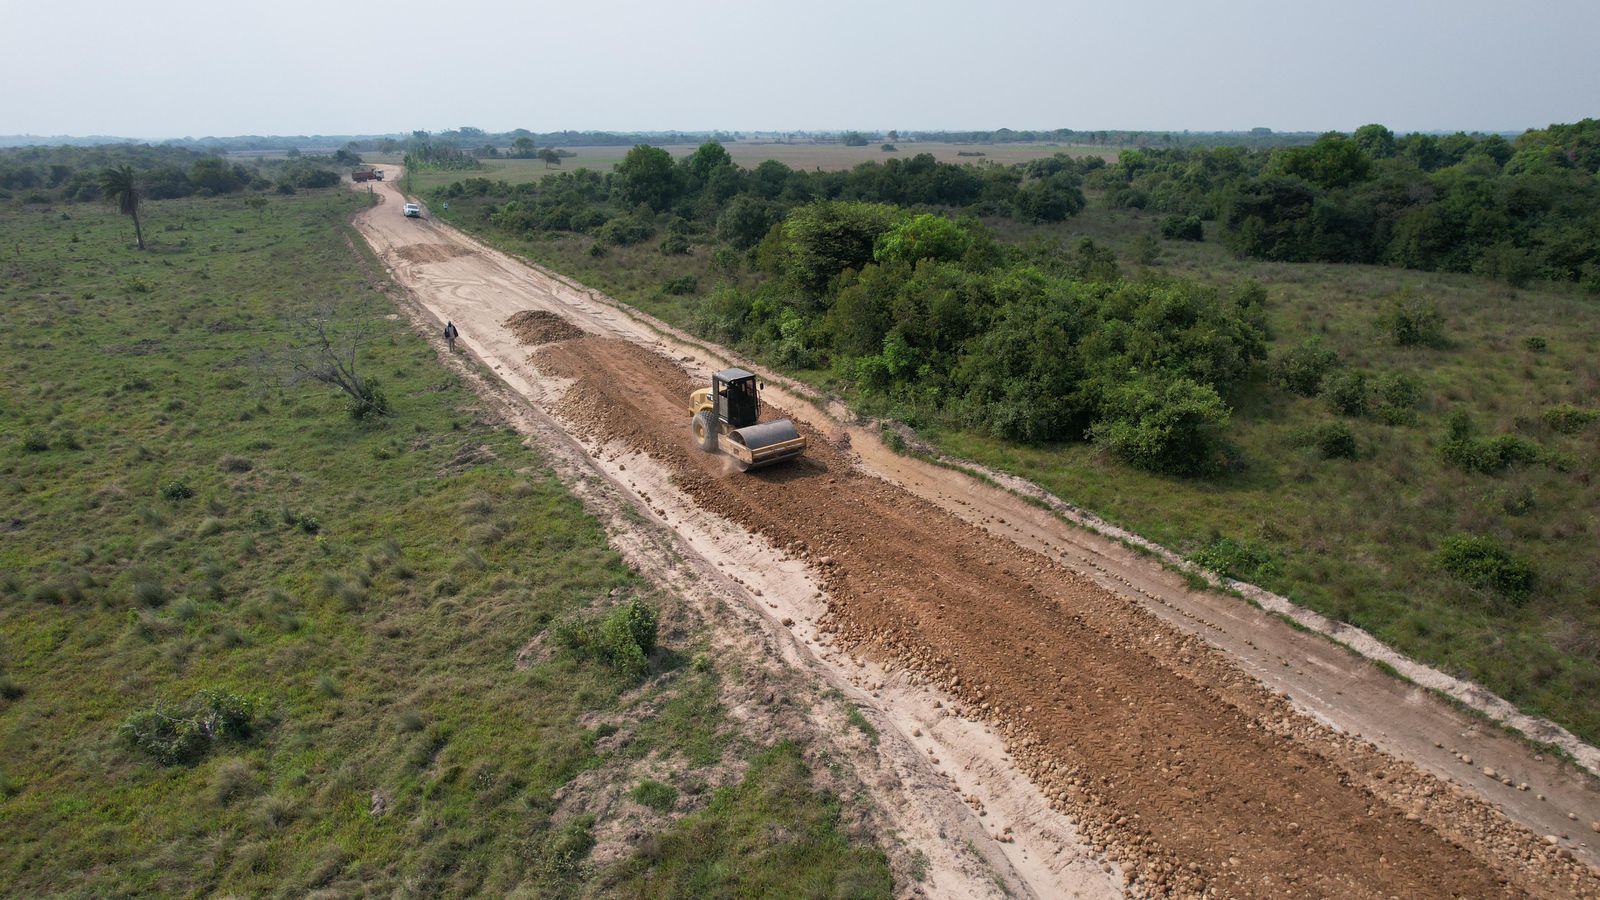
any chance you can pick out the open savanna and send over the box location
[0,186,890,895]
[381,141,1116,193]
[435,189,1600,746]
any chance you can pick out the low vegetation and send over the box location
[0,156,890,894]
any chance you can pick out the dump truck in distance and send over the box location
[352,169,384,182]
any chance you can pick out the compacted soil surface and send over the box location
[533,335,1596,898]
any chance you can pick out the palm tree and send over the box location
[99,165,145,249]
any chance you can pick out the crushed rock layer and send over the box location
[538,335,1599,899]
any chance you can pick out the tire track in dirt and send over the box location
[537,334,1598,899]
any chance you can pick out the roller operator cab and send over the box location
[688,368,806,471]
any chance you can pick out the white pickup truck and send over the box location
[402,202,422,218]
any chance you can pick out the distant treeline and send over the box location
[0,144,352,203]
[1,126,1324,155]
[1093,120,1600,285]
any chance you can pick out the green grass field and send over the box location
[0,189,890,895]
[434,196,1600,745]
[373,141,1116,194]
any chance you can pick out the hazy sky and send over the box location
[4,0,1596,138]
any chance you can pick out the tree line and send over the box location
[1093,119,1600,287]
[0,144,346,204]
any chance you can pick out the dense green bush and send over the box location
[1437,534,1534,602]
[1160,214,1204,241]
[1089,377,1231,475]
[873,213,972,265]
[1383,288,1445,347]
[1373,373,1421,424]
[1292,421,1359,459]
[553,599,659,680]
[1322,370,1369,417]
[1271,338,1341,396]
[1541,403,1598,434]
[661,275,699,296]
[1440,412,1542,473]
[781,201,905,294]
[119,689,261,765]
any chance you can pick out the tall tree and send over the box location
[99,164,145,250]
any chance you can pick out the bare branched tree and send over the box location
[285,306,390,420]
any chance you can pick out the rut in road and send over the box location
[537,334,1599,898]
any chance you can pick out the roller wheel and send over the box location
[691,411,718,452]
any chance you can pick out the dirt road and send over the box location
[353,177,1600,897]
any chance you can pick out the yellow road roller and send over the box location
[689,368,806,471]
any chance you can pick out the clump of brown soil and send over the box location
[506,310,586,346]
[395,243,473,264]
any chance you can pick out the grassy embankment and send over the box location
[0,188,890,895]
[433,192,1600,746]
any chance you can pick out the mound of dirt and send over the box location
[395,243,473,264]
[506,310,586,346]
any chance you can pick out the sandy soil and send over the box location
[352,173,1600,897]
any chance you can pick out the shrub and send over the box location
[1089,376,1231,476]
[119,689,261,765]
[596,215,653,247]
[1271,338,1341,397]
[629,778,678,812]
[661,275,699,296]
[161,481,195,502]
[658,233,690,256]
[1293,422,1358,459]
[1541,403,1598,435]
[1160,214,1204,241]
[218,455,253,473]
[872,214,972,266]
[347,379,390,421]
[0,677,23,701]
[21,431,49,452]
[1440,412,1542,474]
[1475,435,1541,472]
[1383,288,1444,347]
[552,599,659,680]
[1437,534,1534,602]
[1373,373,1421,424]
[1322,370,1368,417]
[1523,335,1547,352]
[1189,537,1278,583]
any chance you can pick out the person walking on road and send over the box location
[444,320,459,352]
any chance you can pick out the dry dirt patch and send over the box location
[505,309,587,347]
[394,243,474,265]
